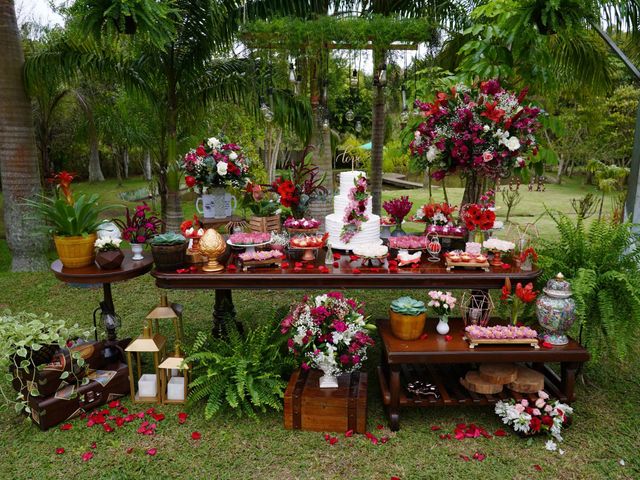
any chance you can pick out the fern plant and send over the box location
[185,319,295,419]
[538,210,640,360]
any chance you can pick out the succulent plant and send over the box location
[390,296,427,316]
[150,232,186,246]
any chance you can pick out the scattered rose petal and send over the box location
[419,333,428,340]
[90,442,97,449]
[391,477,401,480]
[377,424,384,430]
[389,267,398,273]
[55,448,65,455]
[494,429,507,437]
[370,436,379,445]
[152,413,165,422]
[324,433,330,441]
[352,268,361,274]
[281,262,289,269]
[473,452,486,461]
[349,255,359,262]
[306,264,314,270]
[115,417,125,427]
[410,262,420,269]
[226,264,237,272]
[559,449,565,455]
[333,253,341,260]
[126,448,134,454]
[533,465,542,471]
[178,412,188,424]
[431,426,441,431]
[501,263,511,269]
[136,412,145,419]
[103,423,113,433]
[146,448,157,456]
[460,455,470,462]
[189,265,198,272]
[191,431,202,440]
[60,423,72,431]
[439,434,451,440]
[444,335,453,342]
[541,341,554,349]
[380,436,389,444]
[329,437,338,445]
[81,452,94,462]
[345,430,354,438]
[545,440,557,451]
[294,262,303,268]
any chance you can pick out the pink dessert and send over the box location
[229,232,271,245]
[465,325,538,340]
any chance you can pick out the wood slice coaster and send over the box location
[507,366,545,393]
[460,371,503,394]
[478,363,518,385]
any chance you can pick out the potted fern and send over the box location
[150,232,188,271]
[26,172,112,268]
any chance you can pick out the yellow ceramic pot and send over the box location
[389,310,427,341]
[54,233,97,268]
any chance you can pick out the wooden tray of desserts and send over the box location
[463,336,540,349]
[445,253,489,272]
[239,258,282,271]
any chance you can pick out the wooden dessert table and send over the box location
[151,249,542,336]
[377,318,590,431]
[51,250,153,338]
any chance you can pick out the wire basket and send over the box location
[460,291,495,327]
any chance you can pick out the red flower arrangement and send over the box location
[462,204,496,232]
[383,196,413,224]
[413,202,457,225]
[113,203,163,244]
[501,278,538,325]
[518,247,538,264]
[271,155,327,218]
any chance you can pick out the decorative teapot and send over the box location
[536,273,576,345]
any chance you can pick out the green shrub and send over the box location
[538,211,640,360]
[185,319,295,419]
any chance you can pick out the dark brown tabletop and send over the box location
[51,250,153,285]
[152,255,541,290]
[378,318,590,364]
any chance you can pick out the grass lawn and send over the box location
[0,177,634,479]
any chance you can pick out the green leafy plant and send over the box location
[390,297,427,316]
[185,320,295,419]
[538,210,640,360]
[0,311,93,414]
[150,232,186,246]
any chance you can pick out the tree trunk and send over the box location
[86,106,104,182]
[123,148,129,179]
[0,1,48,271]
[162,57,181,230]
[370,49,386,215]
[165,190,182,233]
[114,146,123,186]
[143,150,152,180]
[461,173,485,205]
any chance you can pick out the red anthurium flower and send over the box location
[55,448,65,455]
[191,431,202,440]
[146,448,157,456]
[81,452,94,462]
[431,426,441,431]
[60,423,72,431]
[178,412,188,424]
[494,429,507,437]
[90,442,97,449]
[345,430,354,438]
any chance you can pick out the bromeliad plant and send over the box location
[185,319,295,420]
[538,210,640,360]
[280,292,375,377]
[0,310,93,415]
[113,203,162,244]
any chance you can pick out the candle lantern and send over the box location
[145,293,184,344]
[159,344,189,404]
[125,325,167,403]
[460,291,495,327]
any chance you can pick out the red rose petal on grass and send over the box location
[81,452,94,462]
[119,407,128,414]
[391,477,401,480]
[126,448,134,454]
[281,262,289,269]
[380,436,389,444]
[419,333,429,340]
[226,264,237,272]
[115,417,125,427]
[152,413,165,422]
[333,253,341,260]
[352,268,361,274]
[460,455,470,462]
[534,465,543,471]
[494,429,507,437]
[439,434,451,440]
[90,442,97,449]
[80,413,87,420]
[329,437,338,445]
[370,436,379,445]
[444,335,453,342]
[333,262,339,268]
[473,452,486,461]
[146,448,157,456]
[103,423,113,433]
[431,426,441,431]
[324,434,331,441]
[345,430,354,437]
[136,412,145,419]
[541,341,554,349]
[178,412,188,424]
[60,423,72,431]
[377,424,384,430]
[55,448,65,455]
[455,431,465,440]
[191,431,202,440]
[108,400,120,409]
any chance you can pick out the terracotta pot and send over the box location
[151,242,188,272]
[95,249,124,269]
[54,233,97,268]
[389,310,427,341]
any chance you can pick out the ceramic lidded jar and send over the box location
[536,273,576,345]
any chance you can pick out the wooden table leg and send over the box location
[213,289,243,337]
[561,362,579,402]
[388,364,401,432]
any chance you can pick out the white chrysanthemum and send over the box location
[207,137,220,149]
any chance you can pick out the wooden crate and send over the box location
[249,215,281,233]
[284,369,367,433]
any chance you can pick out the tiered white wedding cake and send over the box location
[326,171,382,250]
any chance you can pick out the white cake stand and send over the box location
[328,238,384,252]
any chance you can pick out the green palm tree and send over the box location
[0,1,48,271]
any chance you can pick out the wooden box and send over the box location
[249,215,281,233]
[284,369,367,433]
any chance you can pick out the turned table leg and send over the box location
[561,362,580,402]
[213,289,243,337]
[388,364,401,432]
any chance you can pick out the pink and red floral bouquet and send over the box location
[495,392,573,442]
[383,196,413,224]
[413,202,457,226]
[183,135,251,192]
[280,292,375,376]
[341,174,370,243]
[113,203,163,244]
[409,80,540,180]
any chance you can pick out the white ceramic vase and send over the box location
[130,243,144,261]
[436,316,450,335]
[196,188,237,219]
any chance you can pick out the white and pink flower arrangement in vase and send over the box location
[427,290,457,335]
[280,292,375,388]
